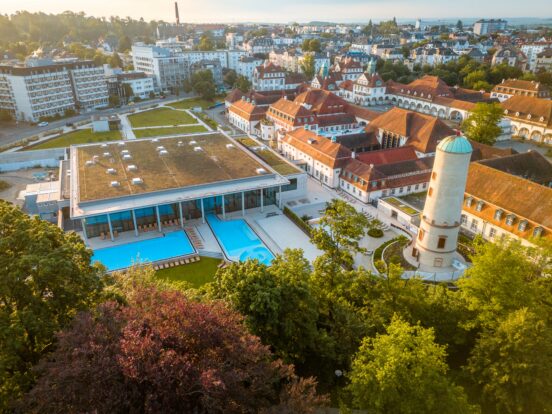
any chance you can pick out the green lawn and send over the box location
[155,256,222,288]
[236,137,301,175]
[128,107,197,127]
[25,129,122,150]
[168,98,217,110]
[133,125,208,138]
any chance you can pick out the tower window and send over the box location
[432,172,437,180]
[437,236,447,249]
[428,187,433,197]
[418,229,425,241]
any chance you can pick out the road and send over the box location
[0,94,192,148]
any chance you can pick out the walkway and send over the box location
[118,113,136,140]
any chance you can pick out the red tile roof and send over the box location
[356,146,419,165]
[283,128,352,168]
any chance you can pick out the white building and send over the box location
[0,60,108,122]
[521,42,552,72]
[473,19,507,36]
[410,134,472,269]
[118,72,155,99]
[236,56,264,81]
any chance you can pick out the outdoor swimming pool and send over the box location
[91,231,195,271]
[206,214,274,265]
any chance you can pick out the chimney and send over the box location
[175,2,180,25]
[352,151,356,159]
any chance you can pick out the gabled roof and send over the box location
[366,108,455,153]
[356,146,419,166]
[476,151,552,185]
[501,95,552,127]
[228,99,266,121]
[283,128,352,168]
[492,78,549,93]
[465,163,552,237]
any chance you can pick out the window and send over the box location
[418,229,425,241]
[428,187,433,197]
[465,196,473,207]
[461,214,467,225]
[518,220,528,232]
[489,228,497,238]
[432,172,437,180]
[494,209,503,221]
[470,219,479,231]
[506,214,515,226]
[437,236,447,249]
[281,178,298,192]
[476,201,485,212]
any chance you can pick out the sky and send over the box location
[2,0,551,23]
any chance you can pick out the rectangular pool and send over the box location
[91,231,195,272]
[206,213,274,266]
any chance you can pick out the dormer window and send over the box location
[476,200,485,212]
[466,196,473,207]
[518,220,528,232]
[540,116,545,122]
[527,114,532,120]
[533,227,544,238]
[494,209,504,221]
[504,109,509,114]
[506,214,516,226]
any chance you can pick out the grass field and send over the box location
[168,98,217,110]
[133,125,208,138]
[25,129,122,150]
[236,137,301,175]
[128,107,197,127]
[155,256,222,288]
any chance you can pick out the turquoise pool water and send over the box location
[206,213,274,265]
[91,231,195,271]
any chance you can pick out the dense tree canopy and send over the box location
[0,201,104,410]
[22,287,326,413]
[462,103,504,145]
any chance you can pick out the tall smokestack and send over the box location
[175,1,180,25]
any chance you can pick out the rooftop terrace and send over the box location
[75,133,270,202]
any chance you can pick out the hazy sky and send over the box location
[2,0,550,23]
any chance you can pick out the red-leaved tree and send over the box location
[21,287,326,413]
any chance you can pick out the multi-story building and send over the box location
[245,37,275,54]
[236,56,264,81]
[473,19,507,36]
[491,78,550,102]
[520,42,552,72]
[0,60,108,122]
[461,162,551,246]
[251,62,305,91]
[535,48,552,72]
[269,50,330,75]
[491,46,526,68]
[501,95,552,145]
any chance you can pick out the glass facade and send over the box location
[84,215,109,238]
[158,203,179,223]
[281,178,297,192]
[224,192,243,213]
[110,211,134,234]
[203,196,223,214]
[244,190,261,209]
[134,207,157,228]
[263,187,277,207]
[181,200,202,220]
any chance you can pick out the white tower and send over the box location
[412,132,472,269]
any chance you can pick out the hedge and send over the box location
[283,206,312,237]
[368,228,384,238]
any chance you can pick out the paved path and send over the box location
[119,114,136,140]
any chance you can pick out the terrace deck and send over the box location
[76,134,268,202]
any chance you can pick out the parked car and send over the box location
[65,122,74,127]
[38,121,49,127]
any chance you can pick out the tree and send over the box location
[235,75,252,93]
[347,316,477,414]
[461,102,503,145]
[198,33,215,51]
[300,53,316,79]
[311,199,368,268]
[456,20,464,31]
[22,287,326,413]
[108,51,123,68]
[467,309,552,414]
[224,69,238,87]
[0,201,104,409]
[211,249,321,365]
[0,109,14,122]
[189,70,216,101]
[117,35,131,52]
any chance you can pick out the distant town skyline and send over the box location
[2,0,551,23]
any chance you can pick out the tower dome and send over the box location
[437,132,472,154]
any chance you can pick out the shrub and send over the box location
[284,206,312,237]
[368,228,384,238]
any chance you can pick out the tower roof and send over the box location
[437,133,472,154]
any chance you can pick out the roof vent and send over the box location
[121,149,129,154]
[177,141,184,146]
[122,154,132,160]
[194,146,203,152]
[101,144,108,148]
[256,168,268,174]
[226,144,235,149]
[110,181,120,187]
[307,138,316,144]
[151,139,159,142]
[106,168,116,174]
[159,149,169,156]
[117,142,125,147]
[131,177,143,185]
[127,164,138,171]
[189,140,197,145]
[85,160,95,166]
[92,155,99,161]
[156,146,165,151]
[103,152,111,157]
